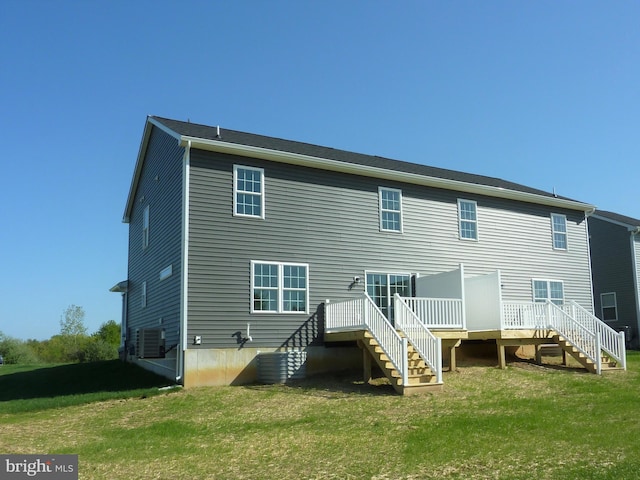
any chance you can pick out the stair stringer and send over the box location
[359,331,442,395]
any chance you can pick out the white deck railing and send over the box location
[501,302,549,329]
[548,302,602,374]
[325,294,408,385]
[395,294,443,383]
[502,300,616,374]
[402,297,465,329]
[562,301,626,370]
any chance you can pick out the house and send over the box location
[111,116,625,394]
[589,210,640,348]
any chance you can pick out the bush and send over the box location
[82,339,119,362]
[0,333,40,364]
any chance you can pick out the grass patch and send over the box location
[1,354,640,479]
[0,361,174,414]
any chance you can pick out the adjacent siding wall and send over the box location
[589,216,638,344]
[187,148,593,349]
[126,127,184,350]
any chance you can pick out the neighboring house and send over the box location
[112,116,625,393]
[589,210,640,348]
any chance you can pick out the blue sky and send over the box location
[1,1,638,340]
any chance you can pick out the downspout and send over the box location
[176,140,191,383]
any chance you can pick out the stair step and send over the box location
[400,383,444,395]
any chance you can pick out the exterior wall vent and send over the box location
[136,328,166,359]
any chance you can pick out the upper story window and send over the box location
[251,261,308,314]
[142,205,150,249]
[141,281,147,308]
[551,214,567,250]
[458,199,478,241]
[533,279,564,305]
[234,165,265,219]
[601,292,618,321]
[379,187,403,233]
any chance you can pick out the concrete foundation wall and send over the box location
[183,345,361,388]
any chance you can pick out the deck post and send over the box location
[449,344,457,372]
[535,344,542,364]
[362,346,372,383]
[497,340,507,369]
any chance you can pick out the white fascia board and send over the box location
[123,117,183,223]
[179,135,595,213]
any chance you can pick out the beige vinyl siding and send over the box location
[187,148,594,349]
[127,127,184,348]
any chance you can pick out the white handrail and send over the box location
[547,301,601,374]
[395,294,443,383]
[325,294,408,384]
[563,301,626,370]
[402,297,465,329]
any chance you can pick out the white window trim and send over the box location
[233,165,265,219]
[251,261,309,314]
[551,213,568,250]
[141,281,147,308]
[600,292,618,322]
[378,187,403,233]
[532,278,564,305]
[142,205,150,249]
[457,198,478,241]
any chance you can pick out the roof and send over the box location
[592,210,640,231]
[123,115,596,222]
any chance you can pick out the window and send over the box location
[551,214,567,250]
[142,205,150,249]
[379,187,403,232]
[159,265,173,281]
[532,279,564,305]
[234,165,264,218]
[366,272,412,321]
[141,281,147,308]
[458,199,478,240]
[601,292,618,321]
[251,261,308,313]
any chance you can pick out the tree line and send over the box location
[0,305,120,364]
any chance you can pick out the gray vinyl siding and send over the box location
[187,148,594,349]
[127,127,184,349]
[589,217,638,340]
[634,236,640,301]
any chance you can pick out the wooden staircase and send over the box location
[360,331,443,395]
[551,333,624,373]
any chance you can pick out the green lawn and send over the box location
[1,355,640,479]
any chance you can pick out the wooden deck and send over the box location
[326,327,623,376]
